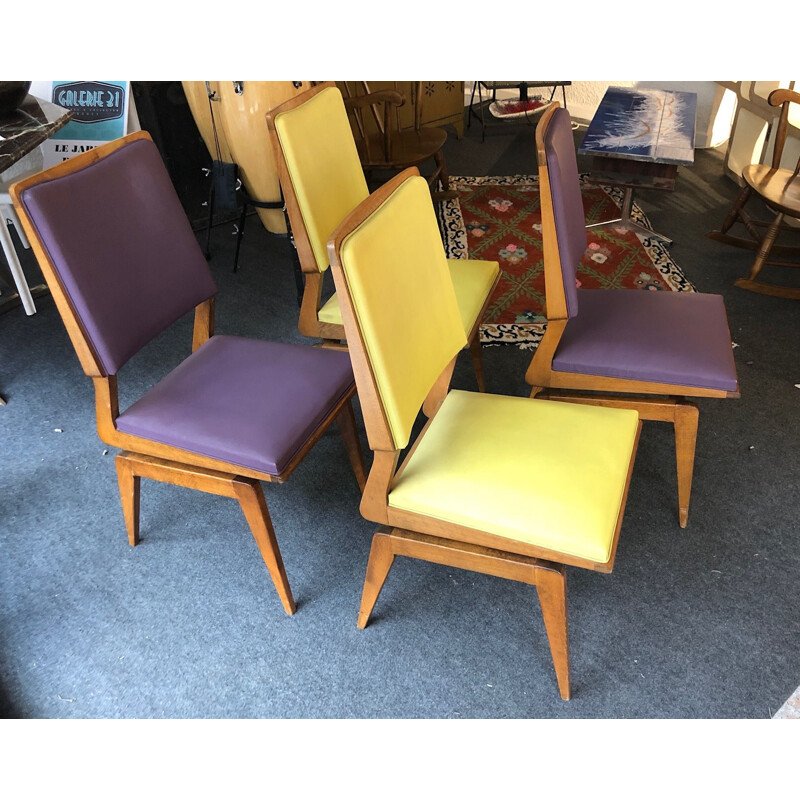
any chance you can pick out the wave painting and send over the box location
[580,87,697,164]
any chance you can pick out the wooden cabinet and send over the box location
[336,81,465,138]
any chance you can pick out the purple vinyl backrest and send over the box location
[544,107,587,318]
[19,137,218,375]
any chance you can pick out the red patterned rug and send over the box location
[438,175,695,348]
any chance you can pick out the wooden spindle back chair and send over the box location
[708,88,800,299]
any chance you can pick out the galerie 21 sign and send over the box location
[30,80,130,168]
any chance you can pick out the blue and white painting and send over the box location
[28,81,130,169]
[579,87,697,165]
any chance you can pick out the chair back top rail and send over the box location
[768,88,800,173]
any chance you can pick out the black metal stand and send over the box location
[467,81,571,141]
[231,189,279,272]
[202,177,304,307]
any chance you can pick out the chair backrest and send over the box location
[535,104,586,319]
[328,169,466,451]
[768,88,800,175]
[268,82,369,276]
[342,87,406,164]
[11,131,217,377]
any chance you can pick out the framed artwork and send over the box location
[29,81,131,168]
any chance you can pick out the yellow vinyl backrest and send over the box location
[275,86,369,273]
[339,175,467,449]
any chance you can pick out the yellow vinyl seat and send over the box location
[317,258,498,338]
[317,292,343,326]
[448,259,500,337]
[389,389,638,564]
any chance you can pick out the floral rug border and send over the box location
[438,174,696,349]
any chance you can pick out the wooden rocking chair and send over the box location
[340,81,457,201]
[708,88,800,299]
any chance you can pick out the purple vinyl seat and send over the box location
[552,289,738,392]
[10,131,366,615]
[525,104,739,528]
[116,335,355,475]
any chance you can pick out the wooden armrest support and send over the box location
[769,89,800,108]
[343,90,405,111]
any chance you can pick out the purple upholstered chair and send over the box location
[10,131,366,615]
[526,104,739,528]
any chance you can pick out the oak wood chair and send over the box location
[526,103,739,529]
[327,167,642,699]
[10,131,366,615]
[339,81,456,201]
[707,88,800,299]
[266,82,500,391]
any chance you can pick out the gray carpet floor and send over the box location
[1,113,799,720]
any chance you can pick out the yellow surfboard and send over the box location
[183,81,313,234]
[181,81,234,163]
[216,81,313,234]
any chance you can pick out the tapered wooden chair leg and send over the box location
[232,478,296,615]
[431,151,458,201]
[535,563,570,700]
[674,401,699,529]
[357,528,397,629]
[115,453,141,546]
[468,333,486,392]
[435,150,450,193]
[337,399,367,492]
[720,185,752,234]
[747,211,784,282]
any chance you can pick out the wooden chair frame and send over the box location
[328,168,642,700]
[525,104,739,529]
[708,88,800,299]
[266,83,498,391]
[10,131,366,615]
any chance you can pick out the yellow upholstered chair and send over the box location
[327,167,642,699]
[266,82,500,392]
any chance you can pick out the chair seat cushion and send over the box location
[318,292,343,326]
[317,259,499,337]
[116,335,355,476]
[388,390,638,564]
[448,258,500,336]
[552,289,738,392]
[357,127,448,170]
[743,164,800,216]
